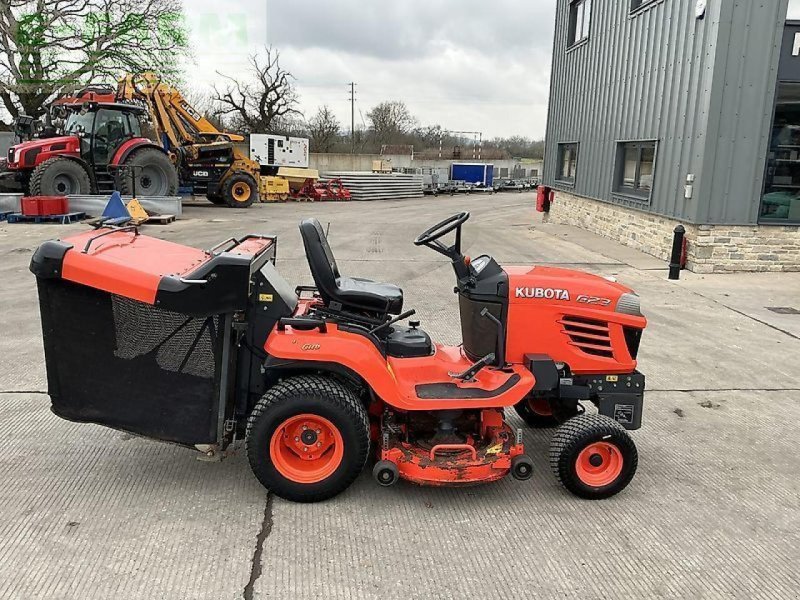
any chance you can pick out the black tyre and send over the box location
[29,157,92,196]
[372,460,399,486]
[206,192,225,205]
[117,148,178,197]
[511,455,534,481]
[222,172,258,208]
[246,375,370,503]
[514,394,580,428]
[549,414,638,500]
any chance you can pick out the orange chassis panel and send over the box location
[505,265,647,374]
[264,323,535,411]
[60,229,274,304]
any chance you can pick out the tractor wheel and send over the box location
[549,414,638,500]
[514,394,579,428]
[29,157,92,196]
[222,172,258,208]
[246,375,370,503]
[117,148,178,197]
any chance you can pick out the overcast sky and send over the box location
[182,0,555,139]
[183,0,800,139]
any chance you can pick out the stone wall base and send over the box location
[545,190,800,273]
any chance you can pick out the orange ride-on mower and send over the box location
[30,212,647,502]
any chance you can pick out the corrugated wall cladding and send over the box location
[699,0,787,224]
[544,0,788,225]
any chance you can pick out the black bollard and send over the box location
[668,225,685,280]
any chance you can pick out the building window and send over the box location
[760,82,800,223]
[568,0,591,47]
[557,143,578,184]
[614,141,656,200]
[630,0,658,13]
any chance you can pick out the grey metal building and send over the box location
[543,0,800,272]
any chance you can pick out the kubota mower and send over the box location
[30,212,647,502]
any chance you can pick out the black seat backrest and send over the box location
[299,218,341,305]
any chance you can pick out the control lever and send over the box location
[449,353,495,382]
[480,307,505,367]
[369,309,416,335]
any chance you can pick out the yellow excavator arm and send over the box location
[116,73,245,149]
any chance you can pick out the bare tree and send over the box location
[270,114,308,138]
[0,0,188,121]
[182,87,228,131]
[307,105,340,153]
[366,101,416,146]
[214,46,300,134]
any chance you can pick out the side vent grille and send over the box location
[560,316,613,358]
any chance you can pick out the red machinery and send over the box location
[1,87,176,197]
[31,212,647,502]
[293,178,351,201]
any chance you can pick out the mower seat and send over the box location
[299,218,404,315]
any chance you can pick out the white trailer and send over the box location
[250,134,309,168]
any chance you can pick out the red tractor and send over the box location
[1,94,177,197]
[30,212,647,502]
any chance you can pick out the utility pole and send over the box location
[348,82,356,154]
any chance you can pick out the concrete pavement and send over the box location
[0,192,798,599]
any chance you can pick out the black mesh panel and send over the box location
[37,278,223,445]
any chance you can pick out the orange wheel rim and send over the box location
[270,414,344,484]
[528,397,552,416]
[232,183,251,202]
[575,442,623,487]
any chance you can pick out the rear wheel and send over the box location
[246,375,370,502]
[549,414,638,499]
[29,157,92,196]
[117,148,178,197]
[222,172,258,208]
[206,192,225,205]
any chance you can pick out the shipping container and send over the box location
[450,163,494,187]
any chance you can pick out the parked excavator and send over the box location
[0,73,266,208]
[116,73,262,208]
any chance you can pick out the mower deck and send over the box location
[382,421,524,486]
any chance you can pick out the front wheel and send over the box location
[206,192,225,205]
[514,394,580,428]
[246,375,370,502]
[222,172,258,208]
[29,157,92,196]
[549,414,638,499]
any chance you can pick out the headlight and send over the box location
[616,292,641,316]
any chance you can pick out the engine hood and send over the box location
[8,135,81,169]
[504,265,640,315]
[11,135,78,152]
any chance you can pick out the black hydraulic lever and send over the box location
[369,309,416,335]
[480,307,505,367]
[449,353,496,382]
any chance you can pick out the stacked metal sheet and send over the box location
[321,172,423,201]
[0,193,182,217]
[67,195,183,217]
[0,193,23,213]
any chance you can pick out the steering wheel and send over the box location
[414,212,470,247]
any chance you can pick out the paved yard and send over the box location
[0,193,798,599]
